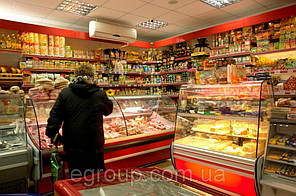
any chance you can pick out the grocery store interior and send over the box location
[0,0,296,196]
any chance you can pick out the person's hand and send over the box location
[52,133,63,147]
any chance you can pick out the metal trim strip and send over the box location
[0,149,28,158]
[174,155,254,178]
[174,143,255,165]
[174,148,254,171]
[174,150,254,173]
[105,145,169,163]
[104,133,174,153]
[0,161,28,171]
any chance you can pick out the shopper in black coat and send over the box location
[46,64,113,178]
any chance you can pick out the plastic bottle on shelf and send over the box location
[11,34,16,49]
[0,34,6,49]
[16,34,22,50]
[6,34,12,49]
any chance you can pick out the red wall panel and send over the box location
[153,4,296,48]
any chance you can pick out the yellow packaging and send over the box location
[34,44,40,55]
[34,33,39,44]
[29,44,35,55]
[48,35,54,47]
[54,36,59,47]
[54,47,59,57]
[48,46,54,56]
[29,32,34,44]
[59,37,65,47]
[59,46,65,57]
[39,34,48,56]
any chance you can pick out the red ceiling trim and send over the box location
[153,4,296,48]
[0,19,151,48]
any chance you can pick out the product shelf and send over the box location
[268,144,296,151]
[191,127,265,140]
[274,90,296,97]
[261,175,296,193]
[269,119,296,124]
[161,70,189,74]
[209,51,250,59]
[178,112,259,121]
[142,61,162,64]
[266,158,296,167]
[248,68,296,76]
[174,56,191,61]
[22,54,100,62]
[251,47,296,56]
[0,48,22,54]
[22,68,74,73]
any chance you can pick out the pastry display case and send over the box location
[0,95,32,193]
[25,95,176,194]
[172,81,273,196]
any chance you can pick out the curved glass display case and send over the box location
[0,94,32,192]
[26,95,176,153]
[172,81,273,196]
[0,95,26,151]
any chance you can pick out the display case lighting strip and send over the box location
[137,19,168,30]
[200,0,241,8]
[57,0,97,16]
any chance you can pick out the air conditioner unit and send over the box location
[89,21,137,43]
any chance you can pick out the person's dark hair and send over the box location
[74,64,94,77]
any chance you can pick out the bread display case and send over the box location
[172,81,273,196]
[25,95,176,194]
[0,95,32,193]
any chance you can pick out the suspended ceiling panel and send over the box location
[0,0,294,42]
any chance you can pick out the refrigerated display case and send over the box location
[26,95,176,194]
[172,81,273,196]
[0,95,32,193]
[54,167,237,196]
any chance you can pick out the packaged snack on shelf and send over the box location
[216,66,227,84]
[199,70,217,84]
[39,34,48,56]
[34,33,40,55]
[54,35,60,57]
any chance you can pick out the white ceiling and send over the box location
[0,0,295,42]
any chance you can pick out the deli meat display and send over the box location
[25,95,176,194]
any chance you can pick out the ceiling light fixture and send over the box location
[200,0,241,8]
[137,19,168,30]
[56,0,97,16]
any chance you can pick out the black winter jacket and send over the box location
[45,82,113,153]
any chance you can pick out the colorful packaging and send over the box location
[39,34,48,56]
[54,36,60,57]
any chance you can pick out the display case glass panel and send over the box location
[115,96,176,137]
[0,95,26,152]
[175,81,273,159]
[26,99,56,151]
[25,95,176,151]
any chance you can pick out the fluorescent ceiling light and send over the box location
[57,0,97,16]
[200,0,241,8]
[137,19,168,30]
